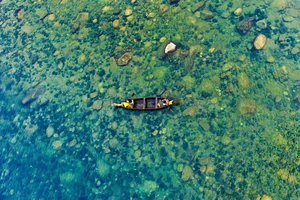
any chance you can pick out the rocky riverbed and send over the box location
[0,0,299,199]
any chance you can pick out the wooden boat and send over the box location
[112,97,179,111]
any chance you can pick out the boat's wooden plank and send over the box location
[143,98,146,109]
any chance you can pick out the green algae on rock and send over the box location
[238,99,256,115]
[181,165,193,181]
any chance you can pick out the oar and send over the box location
[159,89,167,97]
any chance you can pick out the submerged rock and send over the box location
[199,119,210,131]
[256,19,267,30]
[289,70,300,81]
[254,34,267,50]
[236,17,255,34]
[22,85,46,105]
[184,55,194,74]
[201,10,214,20]
[92,100,103,110]
[52,140,63,150]
[238,99,256,115]
[117,52,132,66]
[46,126,54,137]
[270,0,287,11]
[192,2,206,13]
[238,72,250,89]
[96,159,110,177]
[181,165,193,181]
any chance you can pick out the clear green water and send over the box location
[0,0,299,199]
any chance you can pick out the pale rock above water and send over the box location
[164,42,176,54]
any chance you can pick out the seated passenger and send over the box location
[162,99,169,106]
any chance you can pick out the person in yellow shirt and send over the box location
[112,98,134,108]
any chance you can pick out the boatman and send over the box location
[111,98,133,108]
[162,99,175,106]
[168,100,175,106]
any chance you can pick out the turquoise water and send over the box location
[1,0,299,199]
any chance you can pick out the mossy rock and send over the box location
[272,132,288,146]
[238,98,256,115]
[157,41,169,59]
[238,72,250,90]
[181,165,193,181]
[270,0,287,11]
[289,70,300,81]
[182,75,195,89]
[265,80,283,98]
[198,78,214,97]
[153,66,168,79]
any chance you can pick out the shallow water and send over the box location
[0,0,299,199]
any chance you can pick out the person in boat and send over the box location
[168,100,176,106]
[162,99,169,106]
[127,97,134,105]
[112,97,134,108]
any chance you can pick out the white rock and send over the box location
[165,42,176,54]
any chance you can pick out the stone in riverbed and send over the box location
[75,12,89,22]
[200,10,214,20]
[109,138,119,149]
[22,85,46,104]
[256,19,267,30]
[159,4,168,14]
[112,19,120,28]
[291,47,300,55]
[270,0,287,11]
[289,70,300,81]
[234,8,242,16]
[46,126,54,137]
[199,119,210,131]
[222,62,234,72]
[282,16,293,22]
[261,194,273,200]
[254,34,267,50]
[117,53,132,66]
[238,99,256,115]
[92,100,103,110]
[236,17,255,34]
[221,135,231,145]
[124,8,133,16]
[52,140,63,150]
[165,42,176,54]
[181,165,193,181]
[238,72,250,89]
[192,2,206,13]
